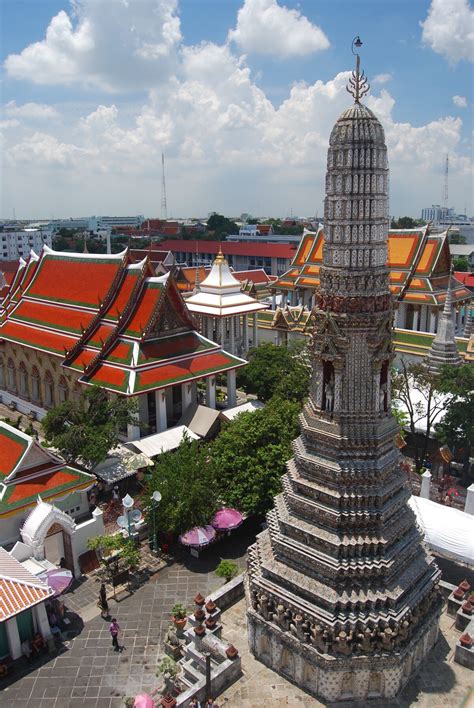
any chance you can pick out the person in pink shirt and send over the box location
[109,618,120,651]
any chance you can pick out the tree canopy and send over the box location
[452,256,470,272]
[144,436,218,536]
[42,386,136,467]
[434,365,474,477]
[390,216,424,229]
[237,342,310,403]
[209,396,301,515]
[206,213,238,239]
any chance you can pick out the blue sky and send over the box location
[1,0,472,219]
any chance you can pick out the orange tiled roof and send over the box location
[0,426,30,478]
[0,249,245,396]
[0,577,53,621]
[274,227,472,306]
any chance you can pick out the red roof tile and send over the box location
[0,320,77,355]
[11,300,95,335]
[0,426,29,478]
[159,239,297,259]
[0,577,53,621]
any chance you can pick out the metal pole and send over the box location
[205,652,211,700]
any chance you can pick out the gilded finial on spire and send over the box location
[215,245,225,264]
[347,36,370,103]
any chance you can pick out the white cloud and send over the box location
[421,0,474,64]
[373,73,392,85]
[452,95,467,107]
[4,100,59,120]
[228,0,330,57]
[4,0,181,91]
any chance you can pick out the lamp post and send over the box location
[150,490,162,553]
[122,493,134,538]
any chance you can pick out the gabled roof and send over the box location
[0,422,95,517]
[0,424,31,479]
[0,549,54,622]
[274,228,472,305]
[0,247,246,397]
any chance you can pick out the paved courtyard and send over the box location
[1,522,473,708]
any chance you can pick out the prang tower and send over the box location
[246,39,441,703]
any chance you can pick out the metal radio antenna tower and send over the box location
[161,152,168,220]
[442,153,449,213]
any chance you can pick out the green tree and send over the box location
[448,232,467,245]
[42,386,136,467]
[435,364,474,480]
[144,436,218,536]
[206,213,238,238]
[237,342,310,403]
[452,256,470,272]
[391,360,449,472]
[209,397,301,515]
[391,216,419,229]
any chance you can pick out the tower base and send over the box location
[246,602,441,703]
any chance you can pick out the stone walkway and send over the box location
[219,600,474,708]
[0,524,253,707]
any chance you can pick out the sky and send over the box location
[0,0,473,220]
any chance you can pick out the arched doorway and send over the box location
[21,500,76,572]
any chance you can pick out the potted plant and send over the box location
[171,603,187,630]
[157,656,181,695]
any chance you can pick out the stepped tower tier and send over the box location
[246,38,441,704]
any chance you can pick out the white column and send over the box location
[464,484,474,515]
[430,309,437,333]
[155,389,168,432]
[34,603,52,642]
[420,470,431,499]
[206,376,216,409]
[393,307,399,327]
[182,382,193,412]
[253,313,258,347]
[226,369,237,408]
[413,308,420,332]
[229,315,235,354]
[242,315,249,352]
[5,617,22,660]
[271,292,276,310]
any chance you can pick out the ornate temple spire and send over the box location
[464,303,473,338]
[246,38,441,704]
[346,36,370,103]
[425,266,462,373]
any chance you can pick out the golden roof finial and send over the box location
[347,36,370,103]
[215,245,225,264]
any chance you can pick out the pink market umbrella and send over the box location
[179,525,216,548]
[38,569,73,597]
[211,507,244,531]
[134,694,154,708]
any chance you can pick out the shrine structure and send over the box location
[0,248,246,439]
[246,40,442,702]
[185,250,268,364]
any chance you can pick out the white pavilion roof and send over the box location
[185,251,269,317]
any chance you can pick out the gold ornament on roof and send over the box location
[346,36,370,103]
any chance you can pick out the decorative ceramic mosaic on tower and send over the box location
[425,267,463,373]
[246,38,442,703]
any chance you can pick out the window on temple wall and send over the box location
[322,360,335,413]
[44,371,54,408]
[31,366,40,401]
[18,362,28,397]
[7,358,16,391]
[58,375,68,403]
[380,361,389,412]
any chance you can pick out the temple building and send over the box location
[0,248,246,440]
[0,422,102,576]
[273,225,471,335]
[246,43,441,702]
[184,250,269,361]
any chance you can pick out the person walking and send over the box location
[109,618,120,651]
[99,583,109,618]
